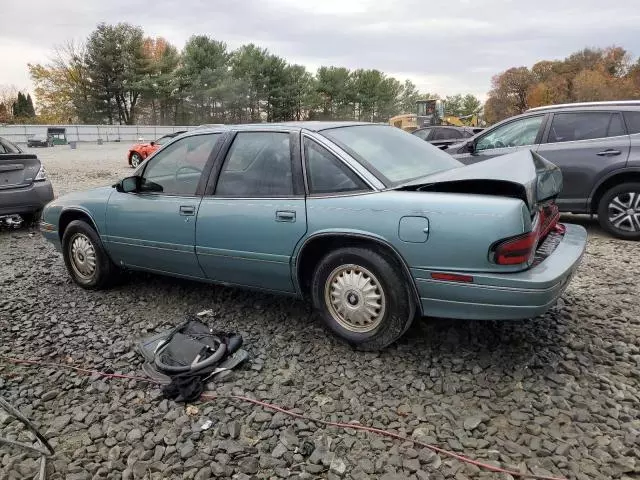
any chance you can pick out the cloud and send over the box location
[1,0,639,100]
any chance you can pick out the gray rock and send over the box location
[180,440,196,459]
[329,457,347,477]
[228,421,241,439]
[126,428,143,443]
[463,415,484,431]
[239,457,259,475]
[272,443,287,458]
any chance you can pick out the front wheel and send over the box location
[597,183,640,240]
[130,153,142,168]
[311,247,415,350]
[62,220,118,289]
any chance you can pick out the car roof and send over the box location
[527,100,640,112]
[187,121,375,135]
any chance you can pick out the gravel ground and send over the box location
[1,143,639,480]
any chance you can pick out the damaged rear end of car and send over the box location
[395,149,586,321]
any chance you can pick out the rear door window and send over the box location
[623,111,640,135]
[547,112,620,143]
[215,132,293,197]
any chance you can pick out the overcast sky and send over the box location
[2,0,639,100]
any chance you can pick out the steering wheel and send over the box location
[175,165,202,183]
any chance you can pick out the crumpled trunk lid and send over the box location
[0,154,41,190]
[396,149,563,213]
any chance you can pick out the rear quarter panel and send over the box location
[303,190,530,273]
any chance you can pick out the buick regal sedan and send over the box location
[40,122,587,350]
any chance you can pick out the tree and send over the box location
[84,22,149,124]
[398,80,420,114]
[460,94,481,116]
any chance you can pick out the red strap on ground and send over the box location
[0,356,566,480]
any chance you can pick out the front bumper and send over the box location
[413,223,587,320]
[0,181,54,216]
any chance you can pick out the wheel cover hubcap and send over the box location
[70,233,97,280]
[608,192,640,232]
[324,264,386,333]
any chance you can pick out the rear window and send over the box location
[623,111,640,135]
[321,125,461,185]
[548,112,622,143]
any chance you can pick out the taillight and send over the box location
[492,232,537,265]
[491,203,561,266]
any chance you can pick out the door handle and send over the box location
[596,149,621,156]
[275,210,296,222]
[179,205,196,216]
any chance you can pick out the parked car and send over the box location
[127,131,187,167]
[27,134,53,148]
[40,123,586,350]
[412,126,483,150]
[0,136,54,226]
[447,101,640,240]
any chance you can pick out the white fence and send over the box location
[0,124,197,144]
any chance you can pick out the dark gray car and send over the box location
[0,136,54,226]
[447,101,640,240]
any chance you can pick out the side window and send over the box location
[140,134,219,195]
[607,113,625,137]
[547,112,612,143]
[476,116,544,151]
[413,129,431,140]
[216,132,292,197]
[433,129,462,140]
[304,138,368,195]
[623,111,640,135]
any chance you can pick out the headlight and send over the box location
[34,165,47,181]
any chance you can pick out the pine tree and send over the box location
[25,94,36,117]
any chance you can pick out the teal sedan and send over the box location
[40,123,587,350]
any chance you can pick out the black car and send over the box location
[412,126,482,150]
[0,136,54,226]
[27,134,53,148]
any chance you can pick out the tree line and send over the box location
[485,46,640,123]
[11,22,483,126]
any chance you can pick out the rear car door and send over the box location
[536,111,630,212]
[195,130,307,292]
[455,114,547,165]
[104,133,221,277]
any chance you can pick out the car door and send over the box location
[195,130,307,292]
[536,111,630,212]
[104,133,221,278]
[454,114,547,165]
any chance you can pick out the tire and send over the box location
[130,153,142,168]
[311,246,416,350]
[597,182,640,240]
[61,220,118,289]
[20,210,41,227]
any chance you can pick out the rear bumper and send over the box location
[413,223,587,320]
[0,181,54,216]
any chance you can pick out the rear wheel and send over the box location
[130,153,142,168]
[62,220,118,289]
[597,183,640,240]
[311,247,415,350]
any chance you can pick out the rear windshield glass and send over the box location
[321,125,461,185]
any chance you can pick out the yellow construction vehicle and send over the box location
[389,99,483,131]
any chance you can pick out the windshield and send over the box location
[321,125,461,185]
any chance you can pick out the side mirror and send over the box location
[115,176,140,193]
[465,140,476,154]
[150,141,155,146]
